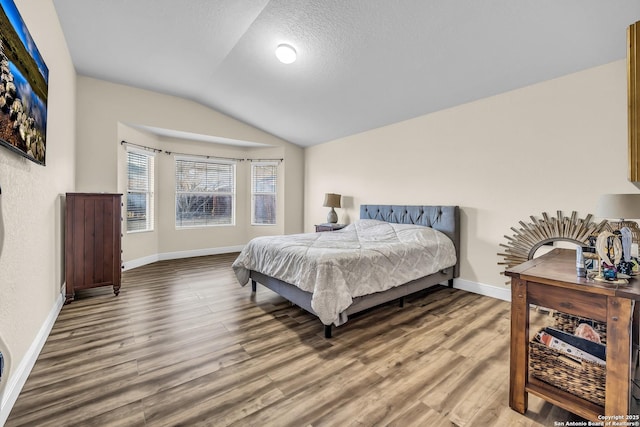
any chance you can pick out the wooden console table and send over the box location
[506,248,639,421]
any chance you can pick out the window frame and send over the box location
[125,147,155,234]
[251,161,278,226]
[174,156,237,228]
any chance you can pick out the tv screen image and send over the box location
[0,0,48,166]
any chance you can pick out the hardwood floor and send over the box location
[6,253,583,426]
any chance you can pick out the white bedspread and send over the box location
[232,219,457,325]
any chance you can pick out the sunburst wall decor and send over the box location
[498,211,609,275]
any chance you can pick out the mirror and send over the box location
[532,239,583,259]
[498,211,608,280]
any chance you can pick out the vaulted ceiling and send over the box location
[52,0,640,147]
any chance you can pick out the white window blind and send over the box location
[126,150,154,232]
[251,162,277,225]
[175,158,236,227]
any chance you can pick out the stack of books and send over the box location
[535,327,606,366]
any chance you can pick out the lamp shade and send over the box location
[596,194,640,219]
[323,193,341,208]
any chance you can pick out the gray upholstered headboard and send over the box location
[360,205,460,277]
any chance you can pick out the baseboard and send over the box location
[453,278,511,302]
[122,245,245,271]
[122,253,160,271]
[0,288,64,426]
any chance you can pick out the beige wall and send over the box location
[78,77,304,265]
[283,142,304,235]
[0,0,76,410]
[305,60,638,291]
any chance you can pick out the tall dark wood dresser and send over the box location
[64,193,122,303]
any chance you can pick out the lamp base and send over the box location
[327,208,338,224]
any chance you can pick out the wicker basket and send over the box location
[529,336,606,406]
[553,312,607,345]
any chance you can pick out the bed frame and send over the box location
[249,205,460,338]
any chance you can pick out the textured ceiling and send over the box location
[52,0,640,147]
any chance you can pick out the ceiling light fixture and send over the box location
[275,44,296,64]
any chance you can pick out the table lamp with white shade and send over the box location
[596,193,640,242]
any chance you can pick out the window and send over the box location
[251,162,277,225]
[126,149,155,232]
[175,158,236,227]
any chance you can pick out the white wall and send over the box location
[305,60,638,292]
[0,0,76,421]
[77,77,305,267]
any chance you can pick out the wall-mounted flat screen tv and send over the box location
[0,0,48,166]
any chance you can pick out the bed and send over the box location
[232,204,460,338]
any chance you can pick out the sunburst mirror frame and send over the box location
[498,211,610,277]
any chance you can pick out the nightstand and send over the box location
[506,248,640,421]
[315,223,346,232]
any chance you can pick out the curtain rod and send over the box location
[120,140,163,153]
[164,150,245,162]
[248,158,284,163]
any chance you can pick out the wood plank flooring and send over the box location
[6,253,585,426]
